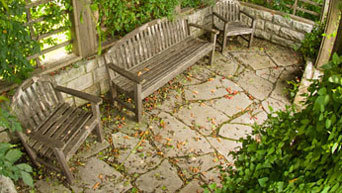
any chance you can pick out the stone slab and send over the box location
[175,153,219,179]
[266,48,302,67]
[231,51,276,70]
[256,67,284,83]
[75,157,131,193]
[135,160,183,193]
[77,140,110,159]
[219,124,253,140]
[237,71,274,101]
[35,180,71,193]
[207,52,239,77]
[262,97,288,114]
[153,112,213,157]
[185,76,242,101]
[111,132,161,174]
[0,175,16,193]
[174,103,229,135]
[0,132,10,143]
[210,92,253,117]
[179,179,203,193]
[207,137,241,161]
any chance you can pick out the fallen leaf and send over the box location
[92,182,100,190]
[192,90,199,95]
[208,78,214,81]
[137,71,142,76]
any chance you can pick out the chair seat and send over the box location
[214,21,254,36]
[112,37,213,98]
[28,103,96,161]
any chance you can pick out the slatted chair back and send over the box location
[11,76,63,133]
[106,18,190,74]
[213,0,241,25]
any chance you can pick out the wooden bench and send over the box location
[105,18,218,122]
[11,76,104,184]
[213,0,256,52]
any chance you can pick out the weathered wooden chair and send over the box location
[11,76,104,184]
[105,17,218,122]
[212,0,256,52]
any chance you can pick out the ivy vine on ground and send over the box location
[205,54,342,192]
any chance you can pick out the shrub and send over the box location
[91,0,179,38]
[205,54,342,192]
[298,22,325,61]
[0,1,40,83]
[0,96,33,187]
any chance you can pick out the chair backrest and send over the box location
[213,0,241,24]
[11,76,63,132]
[105,18,190,72]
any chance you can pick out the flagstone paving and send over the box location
[33,38,303,193]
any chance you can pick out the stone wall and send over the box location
[239,3,314,48]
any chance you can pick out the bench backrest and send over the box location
[214,0,241,24]
[11,76,63,132]
[106,18,190,71]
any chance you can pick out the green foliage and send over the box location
[298,22,325,60]
[205,53,342,192]
[30,0,72,53]
[0,1,40,83]
[91,0,180,38]
[241,0,323,21]
[0,96,33,187]
[181,0,215,9]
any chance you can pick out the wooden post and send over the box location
[315,0,341,68]
[320,0,330,23]
[332,17,342,56]
[71,0,97,58]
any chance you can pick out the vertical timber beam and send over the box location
[71,0,97,58]
[315,0,341,68]
[332,17,342,56]
[320,0,330,23]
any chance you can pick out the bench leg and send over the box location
[222,34,228,53]
[210,33,217,65]
[92,103,104,143]
[54,148,74,184]
[248,33,254,48]
[134,83,142,122]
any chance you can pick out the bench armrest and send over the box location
[107,62,144,84]
[188,23,219,34]
[213,12,228,23]
[240,11,255,22]
[54,86,102,104]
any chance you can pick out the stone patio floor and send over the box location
[31,38,303,193]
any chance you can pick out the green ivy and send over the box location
[0,96,33,187]
[91,0,180,38]
[0,1,40,83]
[240,0,323,21]
[205,53,342,192]
[181,0,215,9]
[298,21,325,61]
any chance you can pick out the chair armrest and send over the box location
[107,62,144,84]
[188,23,219,34]
[31,132,65,149]
[213,12,228,23]
[54,86,102,104]
[240,11,255,22]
